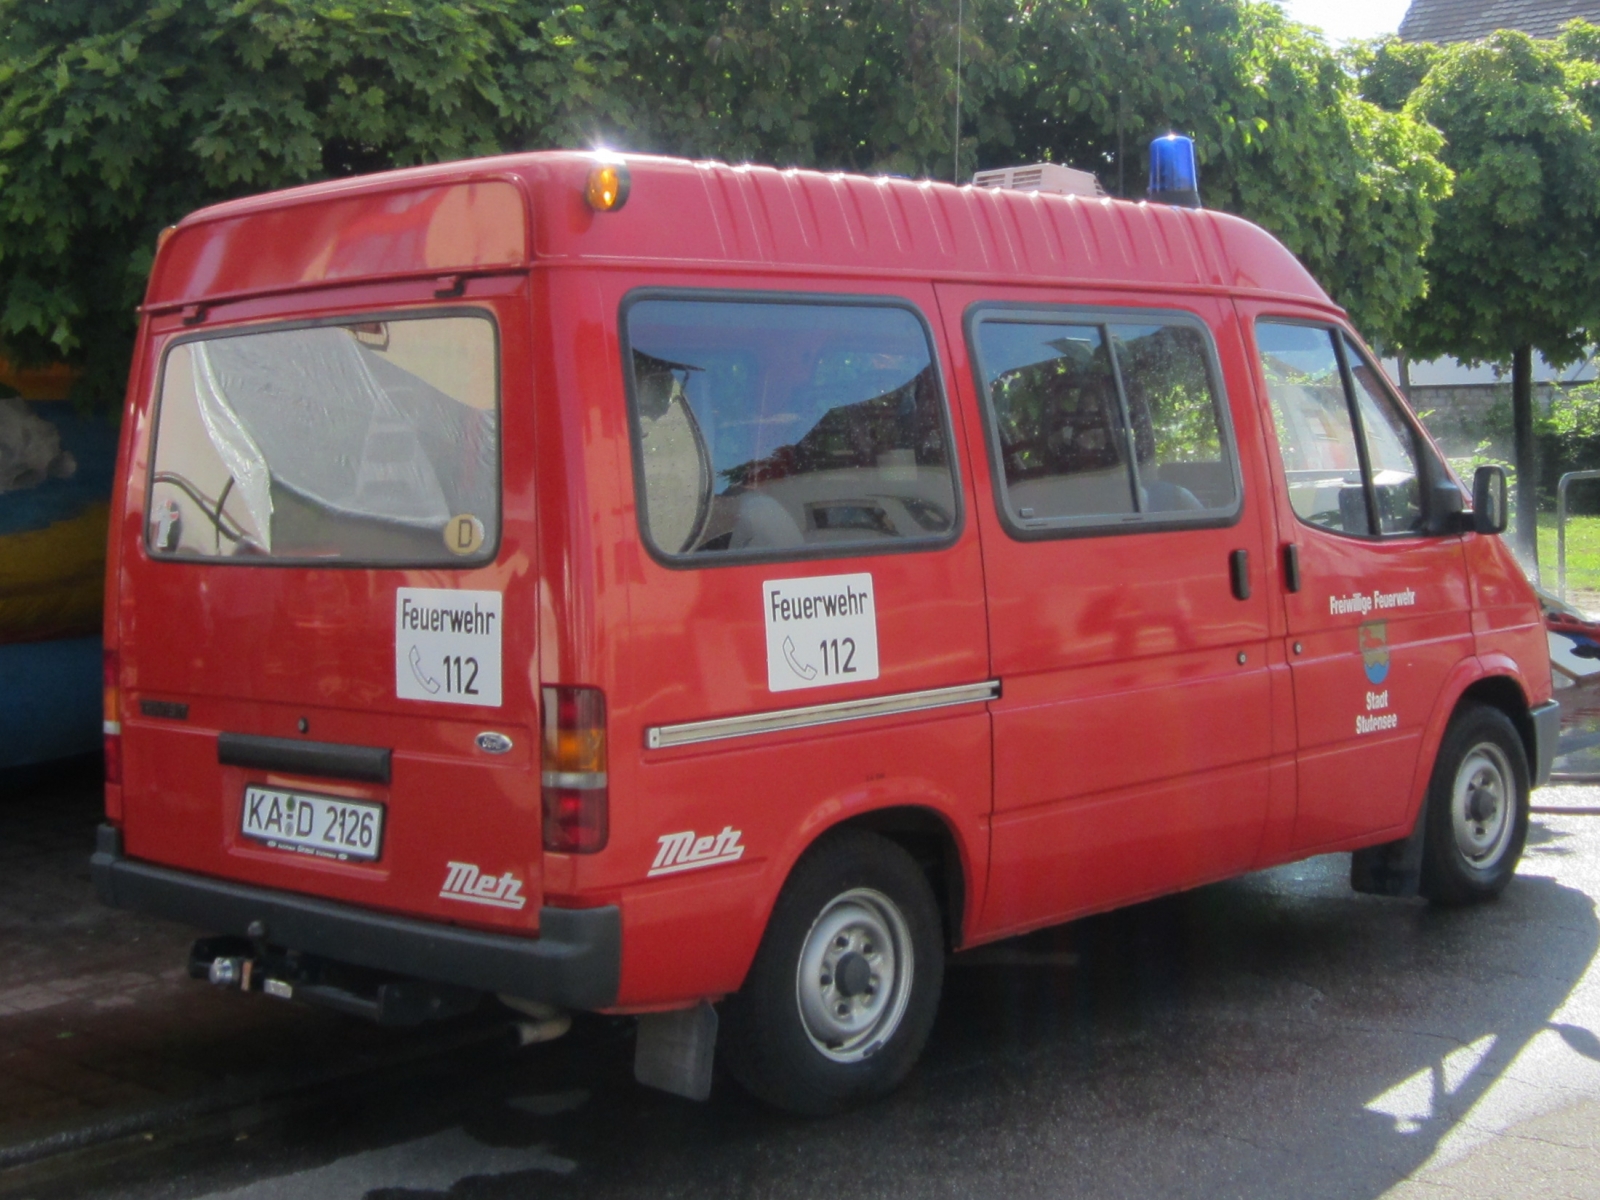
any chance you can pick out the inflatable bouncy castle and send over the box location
[0,361,116,772]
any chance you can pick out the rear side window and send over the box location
[148,314,499,565]
[1256,321,1425,537]
[969,308,1240,534]
[624,296,958,562]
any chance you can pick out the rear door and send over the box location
[117,277,543,930]
[937,286,1277,937]
[1243,311,1472,850]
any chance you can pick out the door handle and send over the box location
[1283,543,1302,593]
[1229,549,1251,601]
[218,732,391,784]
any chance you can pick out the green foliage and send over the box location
[0,0,1453,408]
[1347,36,1441,112]
[530,0,1019,179]
[975,1,1450,349]
[0,0,631,401]
[1558,17,1600,70]
[1423,381,1600,515]
[1349,23,1600,557]
[1397,30,1600,368]
[1311,94,1450,350]
[1545,381,1600,443]
[589,0,1451,348]
[1537,380,1600,510]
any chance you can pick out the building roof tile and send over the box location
[1400,0,1600,43]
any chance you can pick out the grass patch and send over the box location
[1539,512,1600,596]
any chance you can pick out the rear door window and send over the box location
[148,313,499,565]
[624,295,959,562]
[969,308,1241,534]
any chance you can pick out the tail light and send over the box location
[103,648,122,785]
[541,686,608,853]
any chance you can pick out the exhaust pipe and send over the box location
[499,995,573,1045]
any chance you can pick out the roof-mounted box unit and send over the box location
[970,162,1106,197]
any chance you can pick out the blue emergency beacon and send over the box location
[1148,133,1201,208]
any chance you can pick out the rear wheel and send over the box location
[1420,704,1530,905]
[721,829,943,1116]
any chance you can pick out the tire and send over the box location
[720,829,945,1116]
[1419,704,1531,905]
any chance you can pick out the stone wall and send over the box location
[1407,382,1564,458]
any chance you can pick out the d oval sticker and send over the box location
[445,514,486,556]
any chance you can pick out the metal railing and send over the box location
[1557,469,1600,600]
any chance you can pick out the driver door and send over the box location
[1244,310,1472,851]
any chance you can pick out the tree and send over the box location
[1395,29,1600,567]
[0,0,633,403]
[1348,35,1440,113]
[976,0,1451,349]
[549,1,1017,180]
[0,0,1450,409]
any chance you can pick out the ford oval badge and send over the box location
[475,731,513,755]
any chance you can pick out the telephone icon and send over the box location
[782,636,818,681]
[409,645,442,694]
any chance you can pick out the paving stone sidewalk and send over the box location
[0,761,450,1163]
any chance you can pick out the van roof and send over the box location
[145,150,1337,314]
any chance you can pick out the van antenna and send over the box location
[953,0,964,185]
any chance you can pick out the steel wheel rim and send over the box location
[795,887,914,1063]
[1451,741,1516,868]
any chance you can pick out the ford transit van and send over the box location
[94,151,1558,1115]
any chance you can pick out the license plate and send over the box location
[241,787,384,863]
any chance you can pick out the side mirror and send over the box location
[1427,479,1465,536]
[1472,465,1509,535]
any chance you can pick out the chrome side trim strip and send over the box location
[646,680,1000,750]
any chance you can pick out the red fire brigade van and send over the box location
[94,150,1557,1116]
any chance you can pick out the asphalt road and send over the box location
[10,796,1600,1200]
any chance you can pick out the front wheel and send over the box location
[1420,704,1530,905]
[720,829,944,1116]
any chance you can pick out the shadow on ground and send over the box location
[19,814,1593,1200]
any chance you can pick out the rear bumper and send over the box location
[1531,699,1561,788]
[91,825,620,1010]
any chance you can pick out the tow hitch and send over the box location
[189,936,482,1027]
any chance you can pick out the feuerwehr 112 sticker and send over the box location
[763,573,879,692]
[395,587,503,706]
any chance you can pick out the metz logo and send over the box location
[439,861,528,910]
[649,827,746,877]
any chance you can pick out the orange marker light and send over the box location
[584,161,631,212]
[103,649,122,786]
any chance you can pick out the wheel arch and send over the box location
[830,805,971,953]
[718,805,959,1114]
[1406,658,1534,831]
[1454,673,1536,775]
